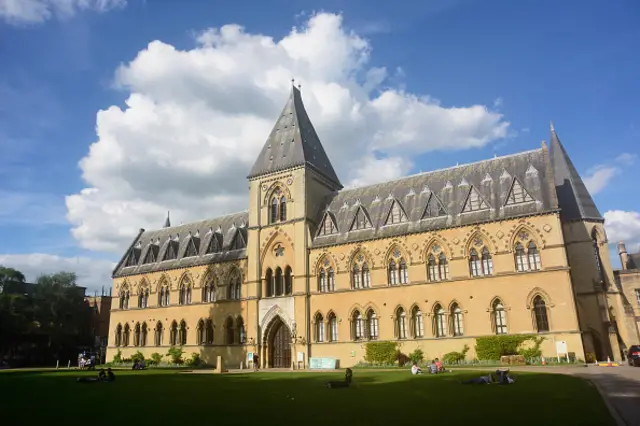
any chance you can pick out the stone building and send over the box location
[85,294,113,363]
[107,85,639,368]
[614,242,640,356]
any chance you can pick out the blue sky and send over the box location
[0,0,639,289]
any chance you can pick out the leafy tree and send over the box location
[0,266,25,292]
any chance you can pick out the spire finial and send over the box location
[164,211,171,228]
[550,120,555,132]
[291,78,295,86]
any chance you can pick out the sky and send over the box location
[0,0,639,292]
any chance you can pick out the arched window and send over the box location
[203,279,216,303]
[270,197,278,224]
[352,310,364,340]
[434,305,446,338]
[154,322,163,346]
[388,260,398,286]
[134,323,141,346]
[315,313,325,342]
[169,321,178,345]
[197,320,205,345]
[592,230,604,282]
[159,285,170,307]
[362,263,371,288]
[327,267,335,292]
[284,266,292,295]
[352,265,361,289]
[179,320,187,345]
[469,249,481,277]
[225,317,235,344]
[451,304,464,337]
[527,241,541,271]
[279,196,287,221]
[265,268,273,297]
[115,324,122,347]
[123,323,130,346]
[367,310,379,340]
[399,259,408,284]
[427,254,439,282]
[227,270,241,300]
[319,268,327,292]
[438,252,449,280]
[119,288,130,310]
[138,287,149,308]
[205,319,214,344]
[412,307,424,338]
[533,296,549,332]
[515,242,527,272]
[141,322,148,346]
[275,267,283,296]
[493,300,507,335]
[328,312,338,342]
[237,317,246,343]
[179,281,192,305]
[396,308,407,339]
[482,247,493,275]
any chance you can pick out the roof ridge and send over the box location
[144,210,249,234]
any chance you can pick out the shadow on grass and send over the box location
[0,369,616,426]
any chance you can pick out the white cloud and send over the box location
[0,253,115,292]
[583,153,636,195]
[0,0,125,24]
[604,210,640,253]
[66,12,509,254]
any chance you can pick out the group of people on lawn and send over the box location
[411,358,445,375]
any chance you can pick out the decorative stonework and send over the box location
[412,243,419,250]
[286,178,293,185]
[518,231,530,241]
[543,224,552,232]
[473,237,484,247]
[452,237,460,245]
[374,249,381,255]
[274,244,285,257]
[432,245,441,254]
[496,231,504,239]
[339,253,345,260]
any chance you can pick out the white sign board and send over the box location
[247,352,253,361]
[556,341,568,354]
[297,352,304,362]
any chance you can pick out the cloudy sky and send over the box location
[1,0,639,291]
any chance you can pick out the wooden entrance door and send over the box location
[271,322,291,368]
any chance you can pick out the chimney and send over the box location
[618,241,629,270]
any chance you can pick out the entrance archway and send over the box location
[267,318,291,368]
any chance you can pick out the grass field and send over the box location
[0,369,614,425]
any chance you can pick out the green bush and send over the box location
[149,352,163,365]
[475,335,545,360]
[408,349,424,365]
[131,351,145,364]
[167,346,185,365]
[395,351,409,367]
[442,344,470,364]
[112,349,122,363]
[517,337,544,359]
[186,352,201,367]
[364,342,397,365]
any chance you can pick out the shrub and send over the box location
[364,342,397,365]
[112,349,122,363]
[396,351,409,367]
[475,335,545,360]
[585,352,596,363]
[442,344,470,364]
[149,352,163,366]
[517,337,544,359]
[167,346,185,365]
[186,352,201,367]
[131,351,145,364]
[408,349,424,365]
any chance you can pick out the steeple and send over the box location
[248,84,342,189]
[163,211,171,228]
[549,123,602,221]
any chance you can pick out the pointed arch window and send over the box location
[327,267,335,292]
[388,260,398,286]
[352,265,361,289]
[265,268,273,297]
[140,322,148,346]
[434,305,446,338]
[178,320,187,345]
[592,232,604,282]
[328,312,338,342]
[237,317,246,344]
[469,249,482,277]
[367,310,379,340]
[533,296,549,332]
[515,242,527,272]
[138,286,149,308]
[396,308,407,339]
[115,324,122,347]
[179,281,192,305]
[528,242,541,271]
[315,313,325,343]
[123,324,130,346]
[275,267,283,296]
[482,247,493,275]
[318,268,327,292]
[228,270,241,300]
[412,307,424,338]
[205,319,214,344]
[169,321,178,346]
[270,197,278,224]
[197,320,205,345]
[119,288,130,310]
[399,259,408,284]
[362,263,371,288]
[427,255,439,282]
[493,300,507,335]
[352,311,364,341]
[438,253,449,280]
[203,278,216,303]
[134,323,141,346]
[225,317,235,344]
[284,266,292,295]
[451,304,464,337]
[159,285,170,307]
[279,196,287,222]
[154,322,163,346]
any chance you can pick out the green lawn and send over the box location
[0,369,613,425]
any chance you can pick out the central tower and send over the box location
[246,84,342,368]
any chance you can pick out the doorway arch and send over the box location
[264,317,292,368]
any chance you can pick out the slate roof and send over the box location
[312,148,555,247]
[628,253,640,270]
[248,85,343,188]
[549,123,602,222]
[113,211,248,278]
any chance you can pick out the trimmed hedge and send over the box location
[364,341,397,365]
[475,335,544,360]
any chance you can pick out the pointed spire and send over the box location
[549,123,602,221]
[248,84,342,188]
[163,211,171,228]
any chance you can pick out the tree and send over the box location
[0,266,25,292]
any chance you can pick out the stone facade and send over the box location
[107,86,639,368]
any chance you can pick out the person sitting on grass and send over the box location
[106,368,116,382]
[435,358,443,372]
[411,362,423,375]
[429,360,438,374]
[98,369,106,380]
